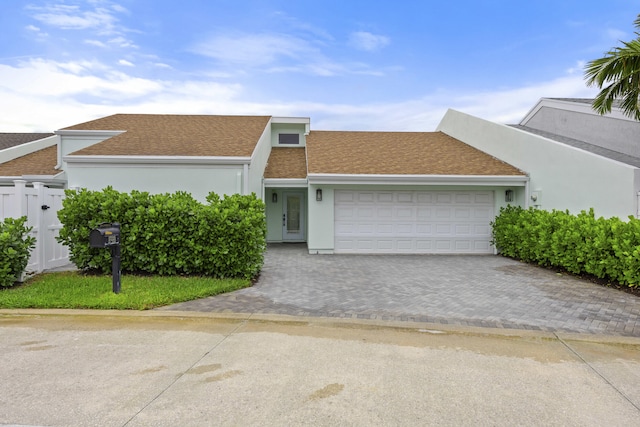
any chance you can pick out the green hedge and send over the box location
[0,216,36,287]
[56,188,266,279]
[491,205,640,288]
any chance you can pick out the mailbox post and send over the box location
[89,222,121,294]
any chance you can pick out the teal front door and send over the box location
[283,192,305,241]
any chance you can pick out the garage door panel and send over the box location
[435,223,451,235]
[377,223,393,234]
[377,207,393,218]
[397,240,414,250]
[417,193,433,203]
[357,224,375,235]
[377,192,394,203]
[474,207,492,219]
[436,193,452,203]
[416,224,432,235]
[455,208,471,219]
[395,223,414,234]
[334,190,494,254]
[377,240,393,250]
[335,206,355,220]
[435,207,451,218]
[335,191,355,203]
[455,193,472,203]
[417,207,432,219]
[357,192,375,202]
[356,240,375,250]
[357,207,374,218]
[395,207,414,219]
[455,224,471,234]
[397,192,413,203]
[474,193,491,203]
[335,223,355,234]
[416,240,433,250]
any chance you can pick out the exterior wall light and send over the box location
[505,189,514,202]
[272,192,277,203]
[316,189,322,201]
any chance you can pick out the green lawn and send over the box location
[0,272,251,310]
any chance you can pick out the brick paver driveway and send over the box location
[162,244,640,336]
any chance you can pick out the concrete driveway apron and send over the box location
[161,244,640,336]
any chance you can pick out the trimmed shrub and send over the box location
[0,216,36,287]
[491,206,640,287]
[56,188,266,279]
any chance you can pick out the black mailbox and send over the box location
[90,223,120,248]
[89,222,122,294]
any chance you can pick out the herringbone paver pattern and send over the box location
[161,244,640,336]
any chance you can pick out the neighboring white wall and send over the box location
[59,134,117,171]
[0,135,58,163]
[66,163,243,202]
[249,122,272,197]
[524,105,640,158]
[437,109,639,219]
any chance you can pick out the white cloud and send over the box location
[0,58,241,131]
[28,3,119,33]
[193,33,307,67]
[108,36,137,48]
[84,39,107,48]
[0,56,596,133]
[118,59,134,67]
[606,28,628,41]
[193,31,388,77]
[25,24,40,32]
[348,31,390,52]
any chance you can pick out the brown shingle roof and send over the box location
[306,131,525,175]
[63,114,271,157]
[0,146,59,176]
[264,148,307,179]
[0,133,54,150]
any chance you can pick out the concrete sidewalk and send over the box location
[1,310,639,426]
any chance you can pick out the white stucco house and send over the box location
[437,98,640,220]
[0,97,636,255]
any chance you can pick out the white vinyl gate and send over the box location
[0,180,69,274]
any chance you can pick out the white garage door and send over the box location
[334,190,494,254]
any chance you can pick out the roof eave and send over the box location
[55,129,126,137]
[0,171,67,186]
[307,174,529,186]
[63,155,252,165]
[264,178,308,187]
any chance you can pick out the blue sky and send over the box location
[1,0,638,132]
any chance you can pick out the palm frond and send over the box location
[583,17,640,120]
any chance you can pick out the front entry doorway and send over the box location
[283,192,305,241]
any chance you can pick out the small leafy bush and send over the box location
[0,216,36,287]
[491,206,640,287]
[57,188,266,279]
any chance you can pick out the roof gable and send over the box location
[0,146,58,176]
[264,147,307,179]
[306,131,524,176]
[0,133,54,150]
[63,114,271,157]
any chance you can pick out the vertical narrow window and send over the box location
[279,133,299,145]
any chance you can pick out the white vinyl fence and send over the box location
[0,180,69,275]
